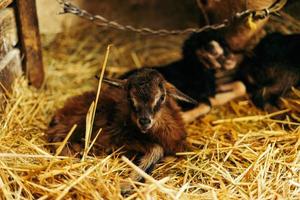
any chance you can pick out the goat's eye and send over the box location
[131,103,140,113]
[159,94,165,102]
[158,82,163,88]
[153,94,165,113]
[135,107,140,113]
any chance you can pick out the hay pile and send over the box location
[0,19,300,199]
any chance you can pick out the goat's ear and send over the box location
[165,82,198,105]
[103,77,127,89]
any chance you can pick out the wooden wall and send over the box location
[0,0,44,94]
[0,1,22,93]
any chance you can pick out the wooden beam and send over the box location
[0,8,18,58]
[15,0,44,88]
[0,0,13,10]
[0,49,22,93]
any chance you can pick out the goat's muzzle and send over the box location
[137,117,153,133]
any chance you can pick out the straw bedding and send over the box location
[0,18,300,199]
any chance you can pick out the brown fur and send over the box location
[48,87,187,155]
[47,69,194,185]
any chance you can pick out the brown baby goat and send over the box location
[47,68,196,185]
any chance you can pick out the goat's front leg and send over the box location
[121,144,164,194]
[182,81,246,123]
[129,144,164,182]
[182,103,211,123]
[209,81,246,106]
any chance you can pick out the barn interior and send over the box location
[0,0,300,199]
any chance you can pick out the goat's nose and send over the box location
[139,118,151,126]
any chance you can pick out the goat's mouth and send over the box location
[140,126,152,133]
[137,124,153,133]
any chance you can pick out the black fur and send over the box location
[121,31,224,110]
[238,33,300,109]
[122,32,300,111]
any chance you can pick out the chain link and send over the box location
[58,0,287,36]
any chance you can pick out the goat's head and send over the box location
[104,68,197,133]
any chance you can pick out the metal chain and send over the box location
[58,0,287,36]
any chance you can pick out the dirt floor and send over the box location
[0,3,300,199]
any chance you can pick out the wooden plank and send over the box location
[0,49,22,93]
[0,8,18,58]
[15,0,44,88]
[0,0,13,10]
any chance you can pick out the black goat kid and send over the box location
[122,32,300,119]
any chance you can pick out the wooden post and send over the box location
[15,0,44,88]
